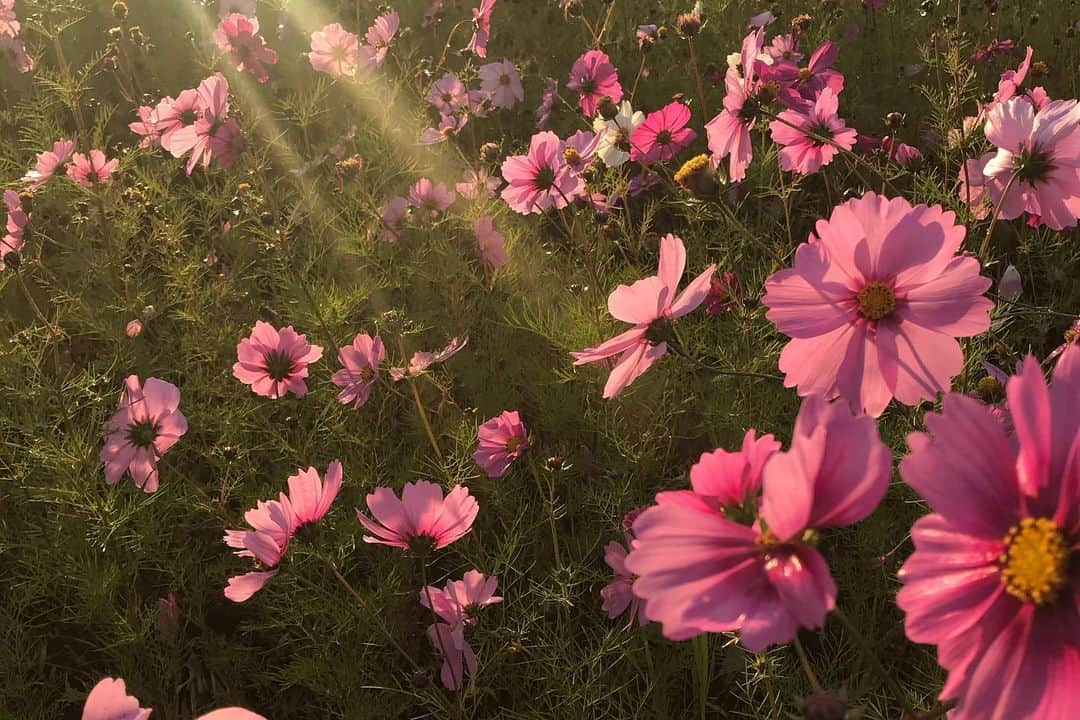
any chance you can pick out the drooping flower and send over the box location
[567,49,623,117]
[626,395,890,648]
[762,192,994,417]
[572,234,716,398]
[214,13,278,84]
[705,29,766,182]
[67,150,119,188]
[309,23,360,78]
[355,481,479,551]
[232,321,324,399]
[100,376,188,493]
[981,97,1080,231]
[592,100,645,168]
[407,177,456,219]
[993,45,1033,105]
[420,570,501,690]
[473,215,508,268]
[896,345,1080,720]
[23,138,75,191]
[535,77,558,129]
[473,410,527,478]
[601,506,652,627]
[224,497,296,602]
[464,0,496,57]
[331,333,384,409]
[629,101,697,165]
[456,168,500,200]
[388,336,468,380]
[500,131,584,214]
[286,460,343,526]
[2,189,27,269]
[477,59,523,110]
[768,88,856,175]
[360,10,398,66]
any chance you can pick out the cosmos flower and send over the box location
[473,215,508,268]
[82,677,264,719]
[331,333,385,409]
[705,29,765,182]
[23,138,75,191]
[427,72,469,114]
[464,0,496,58]
[535,77,558,129]
[629,101,697,165]
[2,189,27,269]
[67,150,119,188]
[388,336,469,380]
[286,460,343,526]
[309,23,361,78]
[456,168,500,200]
[500,131,584,214]
[377,196,408,242]
[360,10,399,66]
[567,49,623,117]
[407,177,456,219]
[356,480,479,551]
[477,59,523,110]
[769,88,856,175]
[592,100,645,168]
[100,376,188,493]
[421,569,501,690]
[232,320,324,399]
[993,45,1034,105]
[473,410,527,477]
[214,13,278,84]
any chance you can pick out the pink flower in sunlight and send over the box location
[706,29,765,182]
[500,131,584,214]
[465,0,496,57]
[982,97,1080,231]
[67,150,118,188]
[224,497,296,602]
[567,49,623,117]
[378,196,407,242]
[309,23,360,78]
[627,395,890,649]
[0,33,33,73]
[478,59,523,110]
[682,429,782,509]
[456,168,500,200]
[355,480,479,551]
[214,13,278,84]
[83,678,264,717]
[164,74,241,174]
[473,410,527,477]
[571,234,716,398]
[629,101,697,164]
[765,33,802,64]
[331,332,385,409]
[474,215,508,268]
[428,72,469,114]
[129,105,163,148]
[769,88,856,175]
[993,45,1033,105]
[287,460,343,526]
[407,178,456,218]
[3,189,27,269]
[232,320,324,399]
[762,192,993,418]
[360,10,399,66]
[152,89,202,152]
[388,336,469,380]
[897,345,1080,720]
[535,77,558,129]
[1,0,19,36]
[23,139,75,191]
[420,112,469,145]
[561,129,599,173]
[421,570,501,690]
[100,376,188,493]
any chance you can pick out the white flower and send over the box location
[591,100,645,168]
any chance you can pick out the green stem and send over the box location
[530,460,563,570]
[687,38,710,122]
[691,634,710,720]
[978,171,1018,261]
[793,635,822,693]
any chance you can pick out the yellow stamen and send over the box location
[1000,517,1068,605]
[856,282,896,321]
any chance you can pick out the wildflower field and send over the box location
[2,0,1080,718]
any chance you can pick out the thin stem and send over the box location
[629,54,647,102]
[978,171,1019,261]
[691,634,709,720]
[667,339,782,381]
[433,19,472,74]
[792,635,822,693]
[687,38,710,121]
[530,460,563,569]
[396,339,450,477]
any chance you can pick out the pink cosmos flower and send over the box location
[473,410,527,477]
[601,509,651,628]
[465,0,496,57]
[232,321,324,399]
[164,74,240,174]
[2,189,27,269]
[971,37,1015,63]
[993,45,1033,105]
[407,178,456,219]
[129,105,163,149]
[567,49,623,117]
[456,168,500,200]
[23,139,75,191]
[897,345,1080,720]
[151,89,201,152]
[535,77,558,129]
[787,41,845,103]
[214,13,278,84]
[629,101,697,165]
[982,97,1080,231]
[478,59,523,110]
[474,215,508,269]
[420,111,469,145]
[572,234,716,398]
[360,10,398,66]
[421,569,501,690]
[287,460,342,526]
[1,0,19,37]
[355,480,479,551]
[83,677,264,720]
[769,88,856,175]
[706,29,765,182]
[762,192,994,417]
[378,196,408,242]
[0,32,32,73]
[560,130,599,174]
[388,336,468,380]
[958,153,995,219]
[224,497,296,602]
[704,270,742,315]
[309,23,360,78]
[765,33,802,64]
[67,150,118,188]
[626,395,890,648]
[500,131,584,214]
[331,332,384,409]
[100,376,188,493]
[428,72,469,114]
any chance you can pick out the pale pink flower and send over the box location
[473,410,526,477]
[309,23,360,78]
[81,678,152,720]
[360,10,398,66]
[426,622,475,691]
[224,497,295,602]
[378,196,408,242]
[601,508,651,628]
[762,192,994,417]
[993,45,1033,105]
[572,234,716,398]
[456,168,500,200]
[23,139,76,191]
[464,0,496,57]
[427,72,469,114]
[567,49,623,117]
[356,480,479,551]
[129,105,164,149]
[153,89,202,153]
[765,33,802,64]
[1,0,19,36]
[331,333,384,408]
[500,131,584,214]
[420,570,501,690]
[420,111,469,145]
[629,101,697,165]
[897,345,1080,720]
[232,320,324,399]
[67,150,119,188]
[125,319,143,337]
[560,129,599,174]
[214,13,278,84]
[706,29,765,182]
[0,32,32,73]
[388,336,469,380]
[958,152,996,219]
[286,459,342,526]
[473,215,508,268]
[407,178,456,218]
[478,59,523,110]
[164,74,240,174]
[535,77,558,129]
[2,189,27,269]
[100,376,188,493]
[626,395,890,648]
[769,88,856,175]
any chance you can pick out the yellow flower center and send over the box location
[674,154,710,187]
[856,282,896,321]
[798,66,813,82]
[505,436,523,453]
[1000,517,1069,606]
[563,147,581,165]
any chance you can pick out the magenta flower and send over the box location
[407,177,456,218]
[762,192,994,417]
[421,570,501,690]
[626,395,890,648]
[682,429,781,509]
[100,376,188,494]
[355,480,479,551]
[309,23,360,78]
[214,13,278,84]
[571,234,715,398]
[232,321,324,399]
[788,41,845,103]
[287,460,343,526]
[629,101,697,165]
[705,29,765,182]
[473,410,527,478]
[82,677,260,719]
[500,131,584,214]
[704,270,742,315]
[982,97,1080,231]
[567,49,623,117]
[331,332,384,409]
[2,189,27,269]
[465,0,496,57]
[23,138,75,192]
[360,10,399,66]
[601,537,649,627]
[388,336,468,380]
[478,59,523,110]
[897,345,1080,720]
[769,88,856,175]
[224,497,295,602]
[67,150,118,188]
[474,215,508,269]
